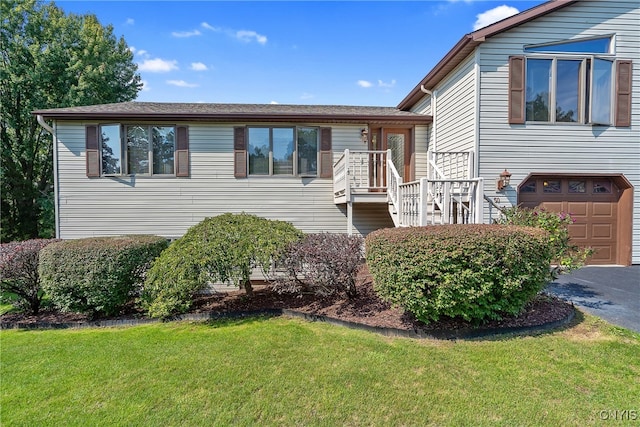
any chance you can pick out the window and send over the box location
[100,124,121,175]
[247,127,318,176]
[517,36,622,125]
[93,124,184,176]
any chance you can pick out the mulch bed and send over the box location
[1,267,575,338]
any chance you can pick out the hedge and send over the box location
[39,235,168,317]
[0,238,60,314]
[365,224,552,324]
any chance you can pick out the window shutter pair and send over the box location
[233,126,333,178]
[508,56,633,126]
[85,125,190,177]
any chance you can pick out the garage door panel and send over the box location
[592,224,614,239]
[567,202,588,216]
[592,202,614,217]
[568,223,588,239]
[541,202,563,212]
[590,246,613,263]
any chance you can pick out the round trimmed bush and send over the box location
[365,224,552,324]
[142,213,303,318]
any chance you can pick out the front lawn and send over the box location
[1,313,638,426]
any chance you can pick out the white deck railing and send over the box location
[334,148,484,228]
[333,150,387,199]
[429,151,473,180]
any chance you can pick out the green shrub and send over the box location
[273,233,364,298]
[497,206,593,277]
[0,238,60,314]
[39,235,168,317]
[142,213,303,318]
[365,224,551,324]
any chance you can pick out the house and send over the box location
[34,0,639,265]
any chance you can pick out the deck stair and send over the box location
[333,149,484,233]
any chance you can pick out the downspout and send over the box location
[420,85,437,152]
[36,115,60,239]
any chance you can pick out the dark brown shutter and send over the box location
[86,125,100,177]
[175,126,189,177]
[508,56,526,124]
[234,127,247,178]
[615,60,632,127]
[319,127,332,178]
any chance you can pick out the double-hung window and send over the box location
[509,35,632,127]
[247,126,318,176]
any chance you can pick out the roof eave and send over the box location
[33,111,432,125]
[397,0,579,111]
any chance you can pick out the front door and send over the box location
[382,129,412,181]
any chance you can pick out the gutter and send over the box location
[36,115,60,239]
[420,86,437,152]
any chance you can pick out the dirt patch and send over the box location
[1,267,574,335]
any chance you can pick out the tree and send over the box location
[0,0,142,242]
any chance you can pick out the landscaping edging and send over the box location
[0,306,576,340]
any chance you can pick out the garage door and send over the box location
[518,176,620,265]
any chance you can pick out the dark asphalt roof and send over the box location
[34,102,431,124]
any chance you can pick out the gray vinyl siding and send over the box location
[434,54,477,153]
[475,0,640,263]
[54,122,392,239]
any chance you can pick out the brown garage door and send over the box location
[519,176,620,265]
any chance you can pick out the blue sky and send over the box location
[57,0,544,107]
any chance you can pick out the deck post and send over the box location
[442,181,451,224]
[347,201,353,235]
[419,177,428,226]
[475,178,484,224]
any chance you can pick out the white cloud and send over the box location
[378,79,397,88]
[236,30,267,45]
[172,29,202,38]
[270,101,279,105]
[166,80,199,88]
[202,22,267,45]
[190,62,208,71]
[474,5,519,30]
[140,80,150,91]
[138,58,178,72]
[201,22,221,32]
[357,80,373,88]
[125,18,134,25]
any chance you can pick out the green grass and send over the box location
[1,313,638,426]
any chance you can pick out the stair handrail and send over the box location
[386,149,402,220]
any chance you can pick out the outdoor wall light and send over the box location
[360,128,369,144]
[496,169,512,191]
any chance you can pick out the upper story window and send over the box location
[247,126,318,176]
[509,40,631,128]
[523,36,615,125]
[86,124,189,178]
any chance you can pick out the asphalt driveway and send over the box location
[546,266,640,333]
